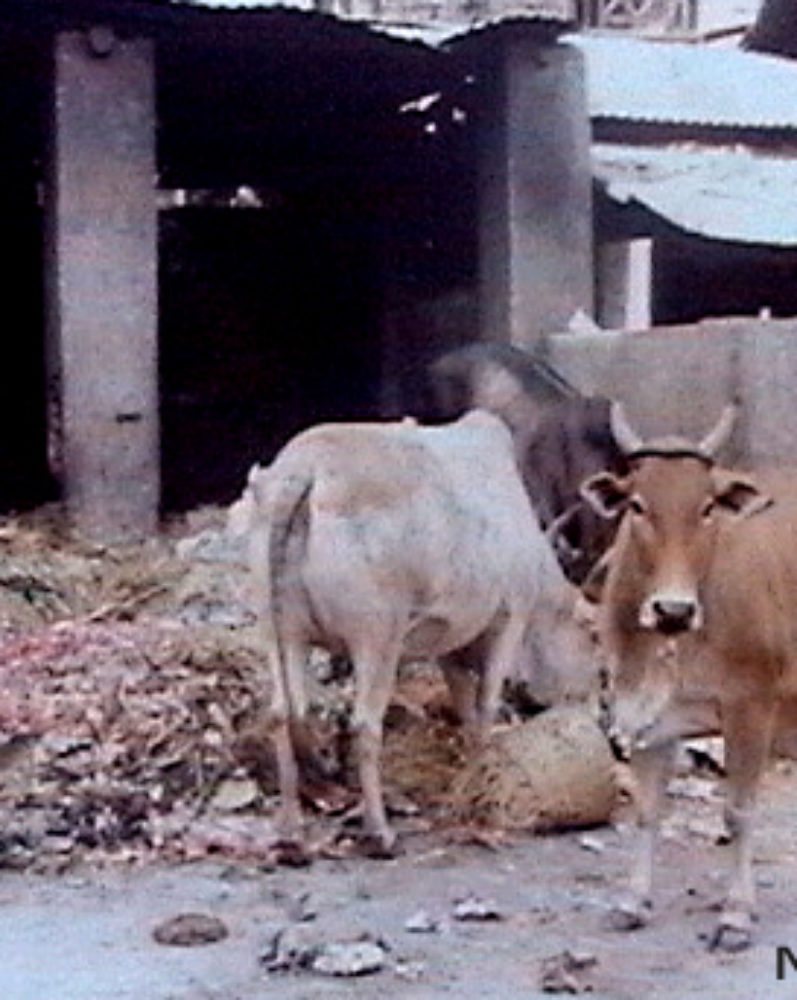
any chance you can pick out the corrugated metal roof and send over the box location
[368,10,571,47]
[569,33,797,130]
[180,0,570,9]
[180,0,303,5]
[172,0,297,6]
[169,0,573,42]
[594,142,797,245]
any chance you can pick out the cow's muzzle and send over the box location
[640,593,702,634]
[651,598,697,634]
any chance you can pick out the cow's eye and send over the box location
[628,496,647,516]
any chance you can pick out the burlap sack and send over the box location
[450,705,618,832]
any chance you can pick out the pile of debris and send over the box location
[0,617,271,868]
[0,507,263,868]
[0,505,252,632]
[0,507,471,869]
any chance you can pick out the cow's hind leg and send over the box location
[269,643,310,845]
[608,742,676,931]
[709,697,776,953]
[350,638,401,856]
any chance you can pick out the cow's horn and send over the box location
[698,404,737,459]
[609,401,644,455]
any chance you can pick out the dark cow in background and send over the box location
[425,342,625,586]
[582,402,797,952]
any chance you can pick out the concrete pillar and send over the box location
[44,29,159,541]
[477,36,594,349]
[596,237,653,330]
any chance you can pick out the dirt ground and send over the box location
[3,767,797,1000]
[1,508,797,999]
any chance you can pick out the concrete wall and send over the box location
[546,317,797,469]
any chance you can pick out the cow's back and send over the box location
[415,411,558,597]
[276,411,555,660]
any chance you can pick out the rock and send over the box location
[577,833,606,854]
[667,776,719,801]
[686,815,727,842]
[311,939,388,977]
[42,735,93,758]
[286,891,320,923]
[404,910,441,933]
[262,924,322,971]
[153,912,229,947]
[452,894,503,922]
[386,793,421,818]
[264,926,389,977]
[40,835,76,855]
[209,776,260,813]
[540,949,598,994]
[394,959,426,981]
[0,841,34,871]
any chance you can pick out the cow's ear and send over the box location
[580,472,630,520]
[712,470,772,519]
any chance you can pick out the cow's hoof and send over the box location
[275,807,304,844]
[272,839,313,868]
[356,832,401,860]
[605,897,653,932]
[706,910,754,953]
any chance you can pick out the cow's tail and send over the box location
[252,464,320,775]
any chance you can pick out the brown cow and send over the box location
[229,411,597,856]
[427,342,625,585]
[581,402,797,952]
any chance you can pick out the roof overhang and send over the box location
[594,142,797,247]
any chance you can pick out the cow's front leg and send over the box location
[440,654,480,730]
[709,697,776,953]
[609,742,676,931]
[476,612,527,737]
[351,641,400,857]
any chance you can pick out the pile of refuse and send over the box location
[0,506,271,868]
[0,507,469,869]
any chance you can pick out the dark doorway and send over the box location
[159,202,381,510]
[0,28,52,512]
[653,235,797,325]
[156,12,465,511]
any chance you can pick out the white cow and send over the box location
[229,410,596,853]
